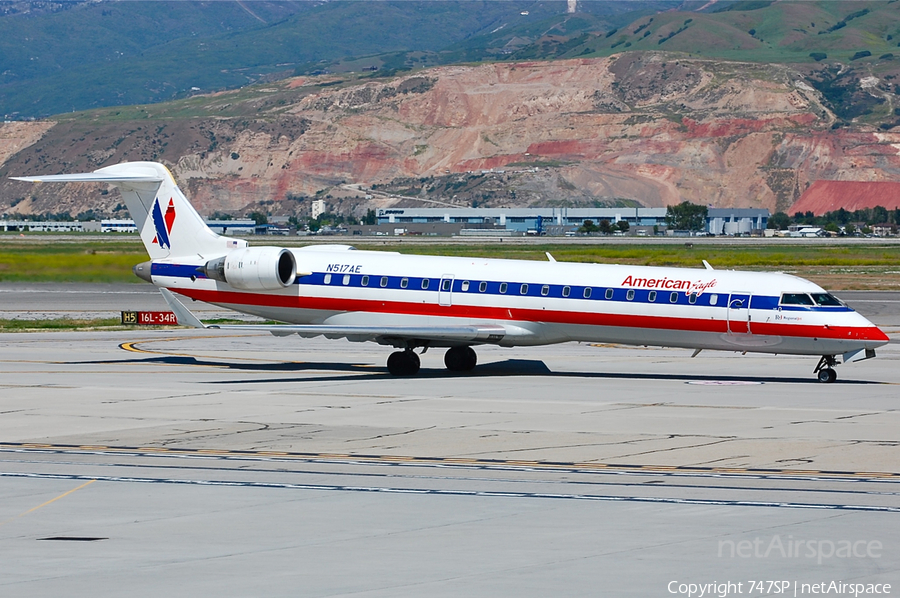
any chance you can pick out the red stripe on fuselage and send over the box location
[173,287,889,343]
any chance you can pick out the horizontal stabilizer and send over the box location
[12,162,232,260]
[12,173,164,184]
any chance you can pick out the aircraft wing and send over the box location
[160,288,516,345]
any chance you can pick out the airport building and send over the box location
[376,207,768,235]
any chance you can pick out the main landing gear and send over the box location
[814,355,838,384]
[385,346,478,376]
[444,346,477,372]
[387,349,420,376]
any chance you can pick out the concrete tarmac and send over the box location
[0,286,898,596]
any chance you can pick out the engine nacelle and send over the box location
[203,247,296,291]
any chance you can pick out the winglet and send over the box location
[545,252,556,263]
[159,288,207,329]
[702,260,714,271]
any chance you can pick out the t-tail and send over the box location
[12,161,243,260]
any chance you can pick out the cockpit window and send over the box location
[780,293,815,306]
[810,293,843,307]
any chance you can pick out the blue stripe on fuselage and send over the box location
[149,263,853,312]
[152,263,206,279]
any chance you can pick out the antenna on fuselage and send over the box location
[546,252,556,263]
[702,260,714,270]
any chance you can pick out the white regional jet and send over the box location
[14,162,890,382]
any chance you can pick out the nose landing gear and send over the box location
[814,355,837,383]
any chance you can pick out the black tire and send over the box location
[817,368,837,384]
[444,346,477,372]
[387,350,420,376]
[404,350,421,376]
[387,351,406,376]
[461,346,477,371]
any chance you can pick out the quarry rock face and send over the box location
[2,54,900,218]
[790,180,900,215]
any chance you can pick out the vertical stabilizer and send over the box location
[12,161,243,260]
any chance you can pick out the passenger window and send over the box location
[604,288,613,300]
[421,279,429,290]
[648,291,656,302]
[562,286,570,298]
[323,274,332,284]
[810,293,843,306]
[541,285,549,296]
[461,281,470,292]
[626,289,635,301]
[400,278,408,289]
[781,293,814,306]
[479,281,487,293]
[499,282,508,294]
[709,293,717,306]
[670,292,678,303]
[361,275,369,287]
[583,287,592,299]
[342,274,350,286]
[380,276,388,288]
[689,293,697,304]
[520,284,528,295]
[441,279,451,292]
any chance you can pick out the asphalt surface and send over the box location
[0,315,898,596]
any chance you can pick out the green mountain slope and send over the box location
[0,0,559,117]
[547,1,900,63]
[3,0,899,119]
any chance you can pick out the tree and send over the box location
[76,209,101,221]
[363,209,377,226]
[844,223,857,236]
[616,220,630,233]
[598,219,613,235]
[248,211,268,225]
[578,219,598,234]
[665,202,708,231]
[767,212,791,230]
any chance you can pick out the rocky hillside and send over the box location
[2,52,900,220]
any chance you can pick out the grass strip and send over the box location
[0,318,128,331]
[0,240,897,288]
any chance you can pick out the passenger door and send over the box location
[438,275,454,307]
[727,293,752,335]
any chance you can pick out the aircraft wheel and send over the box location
[444,346,477,372]
[387,350,420,376]
[817,368,837,384]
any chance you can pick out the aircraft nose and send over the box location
[852,313,890,344]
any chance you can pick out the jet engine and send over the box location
[202,247,296,291]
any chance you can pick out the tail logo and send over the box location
[151,198,176,249]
